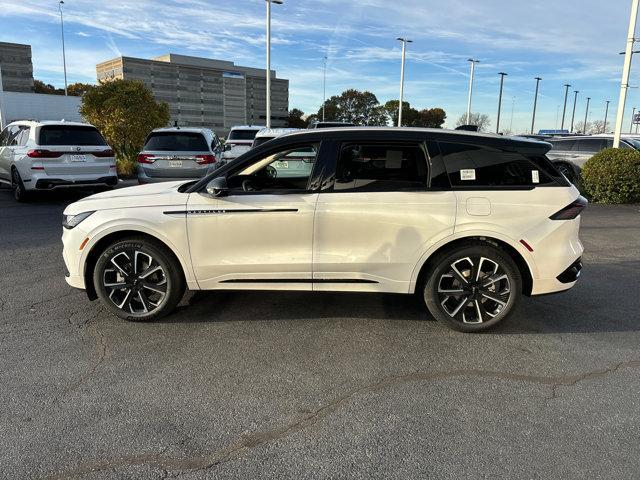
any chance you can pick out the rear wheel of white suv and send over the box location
[93,237,185,322]
[11,169,29,202]
[423,243,522,332]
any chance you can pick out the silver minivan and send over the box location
[137,128,223,184]
[547,135,640,182]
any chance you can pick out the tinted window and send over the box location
[39,126,107,146]
[439,142,556,187]
[0,127,10,146]
[228,129,259,141]
[334,143,428,192]
[575,138,606,153]
[549,139,577,151]
[144,132,208,151]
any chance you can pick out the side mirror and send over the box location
[206,176,229,197]
[224,144,232,151]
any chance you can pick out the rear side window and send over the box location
[334,143,428,192]
[145,132,208,151]
[39,126,107,146]
[439,142,557,188]
[17,127,30,146]
[549,139,577,151]
[574,138,606,153]
[228,129,259,141]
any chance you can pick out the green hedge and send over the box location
[581,148,640,204]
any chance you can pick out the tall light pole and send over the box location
[614,0,640,147]
[561,84,571,131]
[496,72,507,133]
[322,55,327,122]
[265,0,283,128]
[59,0,68,96]
[582,97,591,133]
[604,100,610,133]
[531,77,542,134]
[570,90,579,132]
[396,37,412,127]
[466,58,480,124]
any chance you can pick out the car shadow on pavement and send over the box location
[161,261,640,335]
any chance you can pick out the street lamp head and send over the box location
[269,0,284,4]
[396,37,412,43]
[468,58,480,63]
[498,72,508,76]
[535,77,542,81]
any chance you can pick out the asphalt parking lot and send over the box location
[1,183,639,480]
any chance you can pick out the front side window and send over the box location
[39,126,107,146]
[333,143,428,192]
[227,143,319,193]
[439,142,556,188]
[144,132,208,151]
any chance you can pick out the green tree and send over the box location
[287,108,308,128]
[33,79,64,95]
[67,82,95,97]
[79,79,169,162]
[317,89,384,125]
[417,108,447,128]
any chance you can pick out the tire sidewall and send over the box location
[93,238,182,322]
[424,244,522,332]
[12,169,28,202]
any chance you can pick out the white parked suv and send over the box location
[62,128,585,332]
[0,121,117,201]
[222,125,264,161]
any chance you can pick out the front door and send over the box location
[313,139,457,293]
[187,141,322,290]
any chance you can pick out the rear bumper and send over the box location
[137,165,219,184]
[35,176,118,189]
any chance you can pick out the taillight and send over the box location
[92,149,115,158]
[195,154,216,165]
[137,153,155,164]
[550,196,588,220]
[27,149,62,158]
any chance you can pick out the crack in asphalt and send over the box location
[44,359,640,479]
[60,320,108,396]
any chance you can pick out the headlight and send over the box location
[62,211,95,229]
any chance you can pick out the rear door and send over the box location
[37,125,112,176]
[0,125,18,181]
[312,137,457,293]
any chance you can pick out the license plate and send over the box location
[169,160,183,168]
[70,155,86,163]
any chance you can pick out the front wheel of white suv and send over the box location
[423,243,522,332]
[93,237,185,321]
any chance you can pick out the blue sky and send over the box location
[0,0,636,132]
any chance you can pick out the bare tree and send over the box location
[456,112,491,132]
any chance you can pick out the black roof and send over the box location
[267,127,552,154]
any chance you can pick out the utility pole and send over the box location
[59,1,68,95]
[322,55,327,122]
[531,77,542,135]
[604,100,610,133]
[583,97,591,133]
[496,72,507,133]
[614,0,640,147]
[570,90,579,132]
[466,59,480,124]
[561,84,571,131]
[396,37,412,127]
[265,0,283,128]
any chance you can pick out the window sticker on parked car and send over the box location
[460,169,476,181]
[532,170,540,184]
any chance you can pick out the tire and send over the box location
[93,237,185,322]
[423,243,522,332]
[11,168,29,202]
[555,162,578,185]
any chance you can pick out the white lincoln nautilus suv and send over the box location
[62,128,585,332]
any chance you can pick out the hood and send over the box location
[64,180,190,215]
